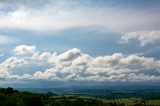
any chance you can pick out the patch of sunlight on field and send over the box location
[146,100,160,105]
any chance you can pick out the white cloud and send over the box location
[0,1,159,32]
[0,56,28,79]
[33,68,58,80]
[29,46,160,82]
[33,48,82,65]
[38,52,52,61]
[57,48,81,62]
[87,54,160,76]
[1,45,160,82]
[13,45,37,55]
[0,69,10,78]
[120,30,160,46]
[0,56,28,70]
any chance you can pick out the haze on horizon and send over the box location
[0,0,160,88]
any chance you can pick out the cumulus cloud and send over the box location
[0,69,10,78]
[22,50,160,82]
[0,56,28,79]
[1,45,160,82]
[57,48,81,62]
[28,45,160,82]
[120,30,160,46]
[0,56,28,70]
[13,45,37,55]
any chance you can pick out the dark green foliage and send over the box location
[0,87,124,106]
[0,87,43,106]
[0,87,159,106]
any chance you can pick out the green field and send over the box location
[102,98,160,106]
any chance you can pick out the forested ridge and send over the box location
[0,87,159,106]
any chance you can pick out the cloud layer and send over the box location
[0,45,160,83]
[0,0,160,32]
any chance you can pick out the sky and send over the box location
[0,0,160,88]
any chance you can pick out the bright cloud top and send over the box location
[0,45,160,83]
[121,30,160,46]
[13,45,37,55]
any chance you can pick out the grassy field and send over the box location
[52,95,160,106]
[102,98,160,106]
[145,100,160,106]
